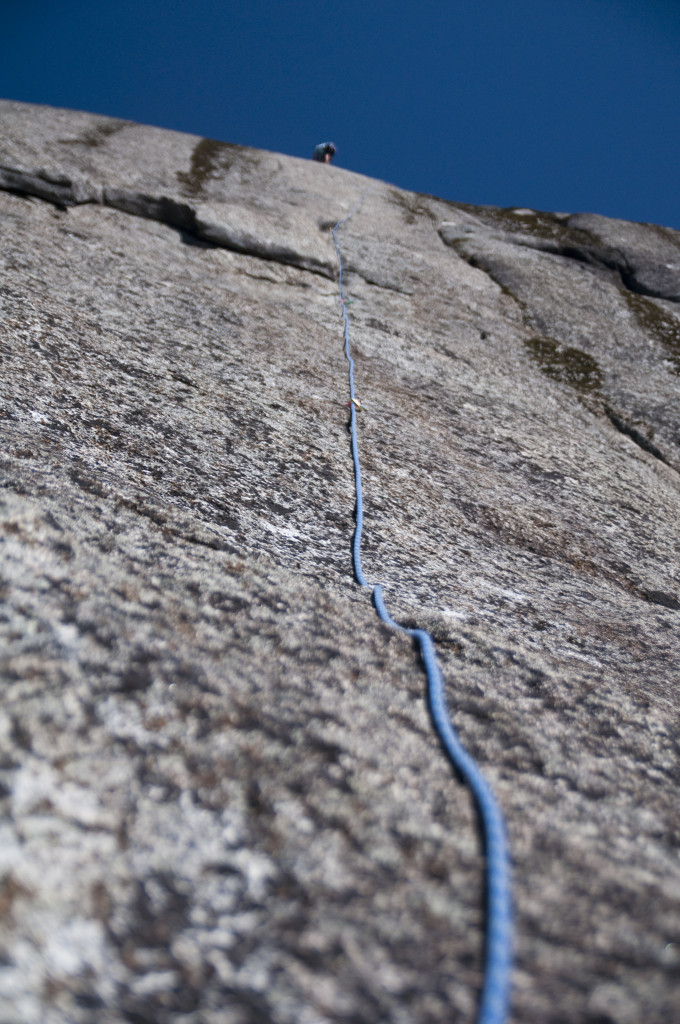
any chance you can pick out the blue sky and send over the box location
[2,0,679,228]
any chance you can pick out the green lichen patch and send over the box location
[59,119,133,148]
[387,187,436,225]
[524,336,603,395]
[454,203,608,260]
[454,202,566,241]
[177,137,259,196]
[624,292,680,375]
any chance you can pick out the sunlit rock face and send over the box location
[1,99,679,1024]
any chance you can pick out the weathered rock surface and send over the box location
[0,99,679,1023]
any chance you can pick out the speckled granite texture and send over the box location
[0,100,679,1023]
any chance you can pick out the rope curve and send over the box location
[331,194,513,1024]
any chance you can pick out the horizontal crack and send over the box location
[439,221,680,303]
[509,235,680,303]
[1,165,416,297]
[0,165,336,280]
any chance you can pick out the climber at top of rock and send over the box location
[312,141,336,163]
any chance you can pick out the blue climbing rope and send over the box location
[331,194,513,1024]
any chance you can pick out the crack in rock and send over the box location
[439,214,680,302]
[441,222,679,473]
[603,405,672,467]
[0,165,336,279]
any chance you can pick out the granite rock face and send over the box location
[0,100,679,1024]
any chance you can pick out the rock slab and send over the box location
[0,100,679,1023]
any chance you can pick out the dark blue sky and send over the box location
[3,0,679,228]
